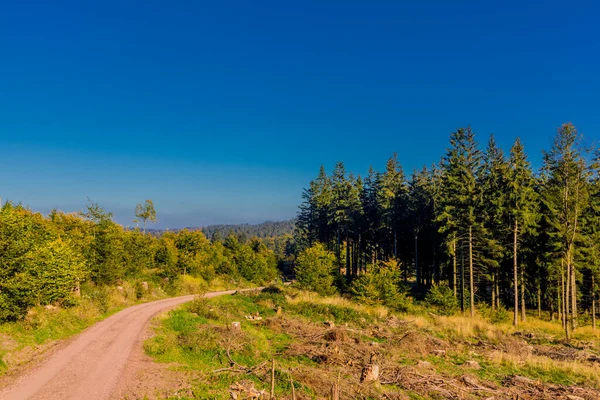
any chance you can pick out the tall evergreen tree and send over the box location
[378,154,407,262]
[439,127,482,317]
[506,138,538,326]
[479,135,509,310]
[541,123,590,339]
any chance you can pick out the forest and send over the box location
[201,220,295,241]
[0,200,280,323]
[295,122,599,339]
[1,122,597,345]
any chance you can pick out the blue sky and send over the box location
[1,0,598,228]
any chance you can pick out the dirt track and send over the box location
[0,289,244,400]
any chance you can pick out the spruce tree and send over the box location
[480,135,509,310]
[506,137,538,326]
[439,127,482,317]
[541,123,591,339]
[378,154,407,262]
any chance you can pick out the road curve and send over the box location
[0,289,255,400]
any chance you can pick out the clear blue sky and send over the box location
[1,0,598,228]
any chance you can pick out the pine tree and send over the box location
[541,123,591,339]
[409,166,438,288]
[479,135,509,310]
[582,150,600,330]
[506,138,538,326]
[439,127,482,317]
[378,154,407,262]
[362,166,382,271]
[331,162,354,279]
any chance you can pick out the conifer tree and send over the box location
[541,123,590,339]
[480,135,509,310]
[378,154,407,262]
[439,127,482,317]
[362,166,382,271]
[506,138,538,326]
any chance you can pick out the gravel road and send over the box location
[0,289,246,399]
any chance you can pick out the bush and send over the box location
[175,275,208,295]
[350,260,411,311]
[478,302,510,323]
[85,285,111,314]
[187,296,211,316]
[294,244,338,296]
[424,283,459,316]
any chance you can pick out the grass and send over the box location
[145,286,600,399]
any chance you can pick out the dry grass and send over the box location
[286,290,390,319]
[146,288,600,399]
[488,350,600,386]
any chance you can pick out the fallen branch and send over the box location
[211,348,267,374]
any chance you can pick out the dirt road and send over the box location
[0,289,248,400]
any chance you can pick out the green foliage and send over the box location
[350,260,411,311]
[26,238,87,306]
[294,243,338,295]
[155,236,179,278]
[202,220,295,241]
[134,199,157,232]
[0,199,281,323]
[424,284,459,316]
[233,242,279,284]
[174,275,208,295]
[478,302,510,324]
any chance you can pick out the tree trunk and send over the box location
[565,257,571,340]
[452,238,457,298]
[469,225,475,318]
[571,258,577,330]
[460,242,465,313]
[592,275,596,330]
[371,249,375,273]
[521,262,526,322]
[513,220,518,327]
[345,229,351,282]
[356,234,362,274]
[557,276,562,324]
[495,278,500,310]
[537,284,542,318]
[561,263,565,328]
[415,233,419,287]
[491,272,496,311]
[393,228,397,259]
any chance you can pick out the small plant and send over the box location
[478,302,510,323]
[187,296,211,316]
[134,281,144,300]
[86,286,111,314]
[350,260,411,311]
[424,283,458,316]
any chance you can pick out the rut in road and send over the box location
[0,289,250,400]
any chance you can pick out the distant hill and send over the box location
[201,220,295,240]
[143,219,296,239]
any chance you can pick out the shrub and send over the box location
[187,296,211,316]
[424,283,459,316]
[294,244,338,296]
[175,275,208,295]
[85,286,111,314]
[478,302,510,323]
[350,259,411,311]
